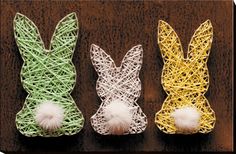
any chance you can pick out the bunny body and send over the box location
[90,44,147,135]
[14,13,84,137]
[155,20,216,134]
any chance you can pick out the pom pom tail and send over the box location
[103,100,132,135]
[171,106,201,134]
[35,101,64,131]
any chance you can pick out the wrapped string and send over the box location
[14,12,84,137]
[155,20,216,134]
[90,44,148,135]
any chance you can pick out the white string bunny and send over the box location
[90,44,148,135]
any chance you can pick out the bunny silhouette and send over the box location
[155,20,216,134]
[14,13,84,137]
[90,44,147,135]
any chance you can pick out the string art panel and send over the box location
[90,44,148,135]
[14,12,84,137]
[155,20,216,134]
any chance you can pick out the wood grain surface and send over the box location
[0,0,233,152]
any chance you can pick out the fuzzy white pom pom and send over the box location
[103,100,132,135]
[35,101,64,131]
[171,106,201,133]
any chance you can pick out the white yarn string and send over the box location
[90,44,148,135]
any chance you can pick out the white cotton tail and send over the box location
[35,101,64,131]
[103,100,132,135]
[171,106,201,133]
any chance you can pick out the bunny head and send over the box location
[159,20,212,95]
[155,20,216,134]
[14,13,77,92]
[14,13,84,137]
[90,44,147,135]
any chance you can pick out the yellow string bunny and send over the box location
[155,20,216,134]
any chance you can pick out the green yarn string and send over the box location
[14,12,84,137]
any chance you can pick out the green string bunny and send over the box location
[14,12,84,137]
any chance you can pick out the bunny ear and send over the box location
[158,20,184,62]
[121,45,143,75]
[116,45,143,102]
[14,13,45,60]
[187,20,213,62]
[49,12,78,59]
[90,44,116,76]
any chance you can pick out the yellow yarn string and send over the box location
[155,20,216,134]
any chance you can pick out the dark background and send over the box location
[0,0,233,152]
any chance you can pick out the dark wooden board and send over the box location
[0,0,233,152]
